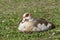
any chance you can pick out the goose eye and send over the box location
[25,14,29,17]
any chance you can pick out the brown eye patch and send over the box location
[25,14,29,17]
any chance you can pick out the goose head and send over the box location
[22,13,33,22]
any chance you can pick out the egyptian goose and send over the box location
[18,13,55,32]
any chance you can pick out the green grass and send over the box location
[0,0,60,40]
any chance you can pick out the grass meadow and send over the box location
[0,0,60,40]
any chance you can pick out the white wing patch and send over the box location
[47,23,51,28]
[37,24,47,31]
[33,23,52,31]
